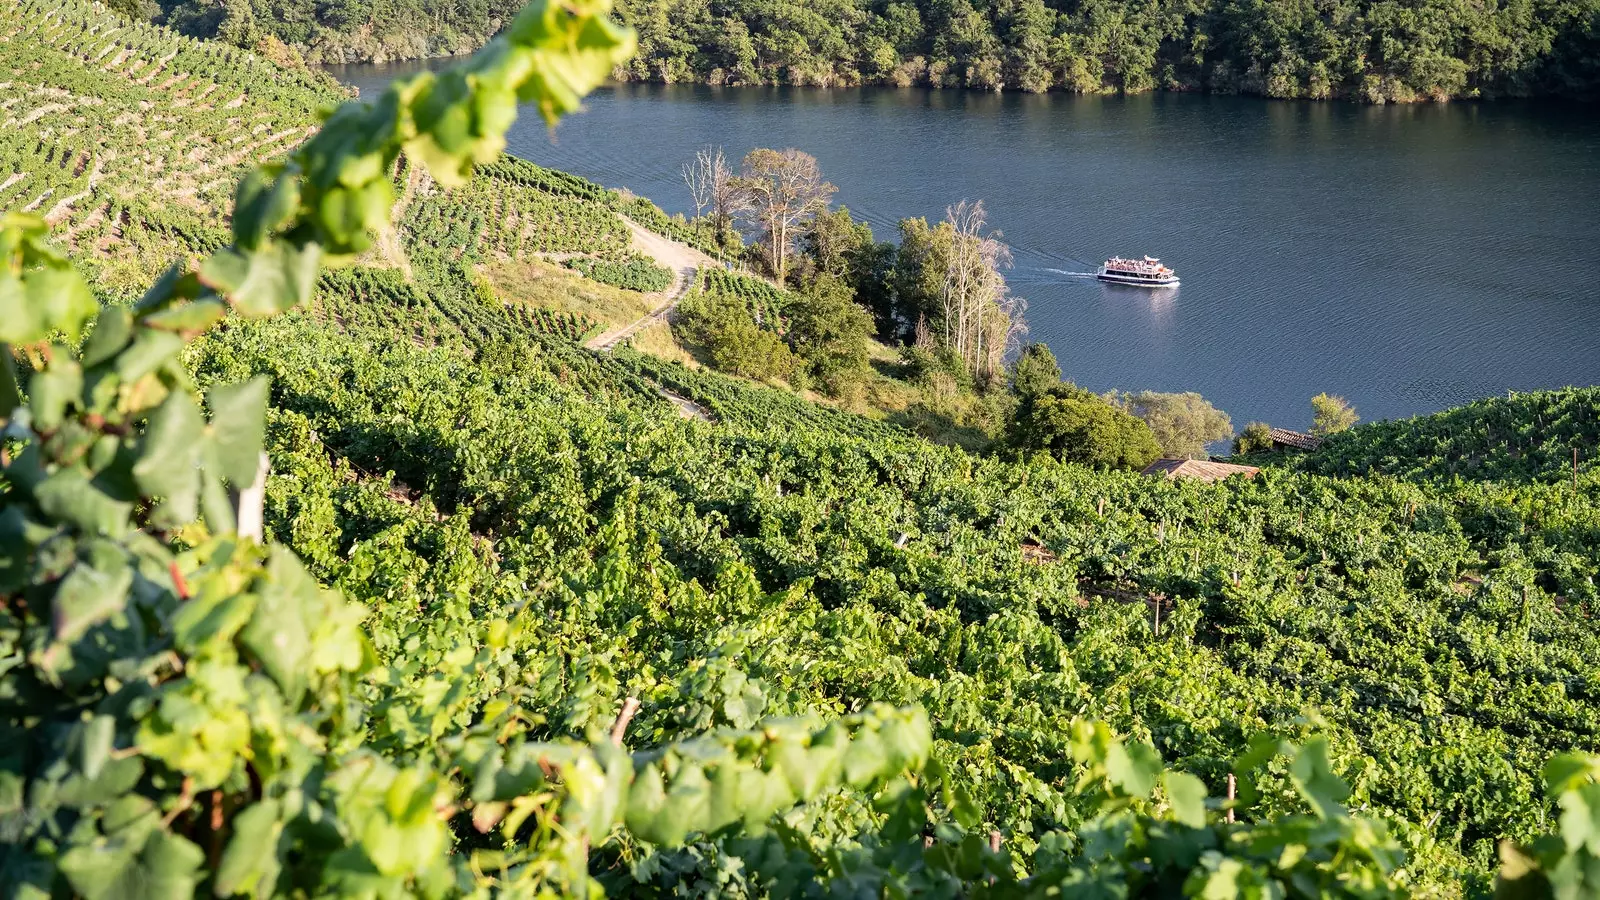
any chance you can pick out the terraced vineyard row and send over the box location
[614,348,917,442]
[695,265,792,330]
[9,0,341,107]
[403,174,630,258]
[480,154,613,203]
[1299,386,1600,485]
[564,251,673,292]
[314,264,603,348]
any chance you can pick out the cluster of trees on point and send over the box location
[144,0,1600,100]
[674,145,1023,405]
[674,146,1365,470]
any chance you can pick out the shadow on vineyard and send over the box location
[3,1,1600,898]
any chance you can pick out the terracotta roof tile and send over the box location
[1268,428,1323,451]
[1141,458,1260,483]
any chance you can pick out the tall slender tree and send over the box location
[941,199,1024,383]
[681,145,740,231]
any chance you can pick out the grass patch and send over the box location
[630,320,697,366]
[479,257,657,329]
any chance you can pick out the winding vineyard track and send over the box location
[585,218,715,352]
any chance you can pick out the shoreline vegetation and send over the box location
[143,0,1600,101]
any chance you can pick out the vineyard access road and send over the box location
[584,219,715,352]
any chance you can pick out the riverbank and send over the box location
[322,67,1600,430]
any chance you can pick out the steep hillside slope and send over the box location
[1296,387,1600,485]
[195,301,1600,890]
[0,0,718,336]
[5,5,1600,897]
[0,0,338,287]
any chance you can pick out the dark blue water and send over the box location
[329,63,1600,430]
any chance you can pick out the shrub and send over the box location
[1312,392,1360,435]
[1110,389,1234,459]
[1009,385,1162,470]
[676,290,802,382]
[1235,421,1274,454]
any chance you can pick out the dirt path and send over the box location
[657,386,713,422]
[585,218,717,352]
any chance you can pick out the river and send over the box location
[329,62,1600,430]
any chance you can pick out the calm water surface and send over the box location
[330,62,1600,429]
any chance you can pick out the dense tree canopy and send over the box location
[150,0,1600,98]
[1009,383,1163,469]
[606,0,1600,100]
[1010,341,1063,400]
[787,274,876,389]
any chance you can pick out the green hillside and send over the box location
[0,0,338,288]
[1295,388,1600,486]
[147,0,1600,101]
[4,3,1600,898]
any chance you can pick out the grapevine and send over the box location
[3,1,1600,896]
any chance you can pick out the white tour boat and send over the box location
[1097,256,1179,287]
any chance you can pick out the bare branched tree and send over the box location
[732,148,835,282]
[682,153,713,219]
[708,149,742,231]
[941,200,1025,382]
[681,145,723,219]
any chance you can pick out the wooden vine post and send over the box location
[988,830,1003,884]
[1226,774,1236,823]
[610,696,642,746]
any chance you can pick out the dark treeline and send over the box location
[119,0,524,62]
[144,0,1598,100]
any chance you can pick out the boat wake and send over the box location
[1011,267,1099,283]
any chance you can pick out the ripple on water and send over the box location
[322,69,1600,428]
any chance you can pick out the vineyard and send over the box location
[563,252,672,292]
[0,0,667,314]
[402,171,631,260]
[313,264,604,346]
[4,2,1600,898]
[189,295,1600,894]
[0,0,336,290]
[614,347,915,442]
[688,266,794,331]
[1297,387,1600,485]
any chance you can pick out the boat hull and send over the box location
[1097,272,1179,287]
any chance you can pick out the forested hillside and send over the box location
[148,0,1600,100]
[611,0,1600,100]
[5,2,1600,898]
